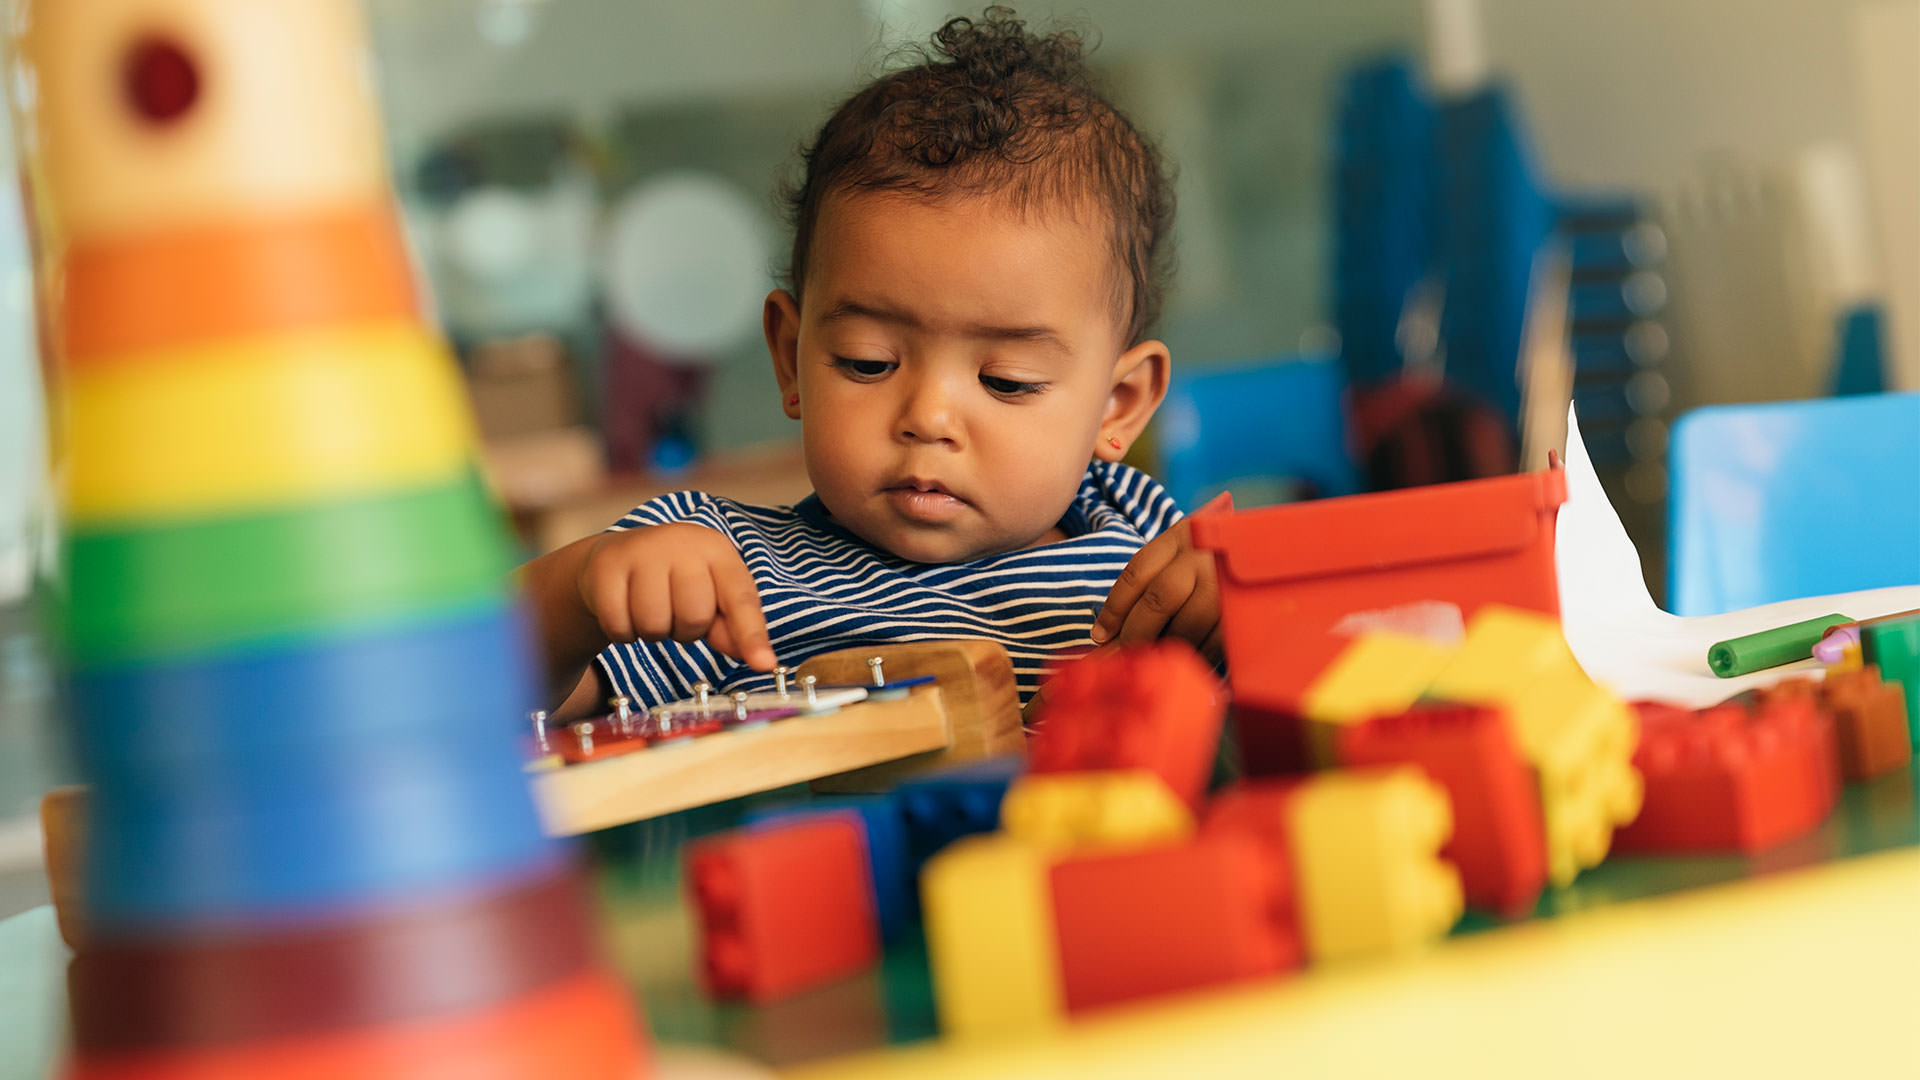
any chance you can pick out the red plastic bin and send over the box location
[1190,466,1567,715]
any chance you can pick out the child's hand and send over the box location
[576,524,778,671]
[1088,492,1232,664]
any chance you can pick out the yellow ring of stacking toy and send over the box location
[63,323,474,525]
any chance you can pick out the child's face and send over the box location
[766,191,1168,564]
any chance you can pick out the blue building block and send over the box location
[745,796,913,943]
[890,756,1024,868]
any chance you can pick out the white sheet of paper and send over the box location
[1556,405,1920,706]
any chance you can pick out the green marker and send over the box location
[1708,614,1854,678]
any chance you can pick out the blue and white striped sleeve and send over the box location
[604,489,716,532]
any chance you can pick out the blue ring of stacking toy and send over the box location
[70,602,539,792]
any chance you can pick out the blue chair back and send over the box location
[1668,392,1920,615]
[1156,355,1359,512]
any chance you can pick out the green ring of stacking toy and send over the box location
[63,471,514,666]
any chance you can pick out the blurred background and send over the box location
[1,0,1914,913]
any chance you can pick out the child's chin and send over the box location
[872,525,1000,566]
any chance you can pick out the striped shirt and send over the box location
[594,460,1183,708]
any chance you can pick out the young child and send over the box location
[520,8,1223,720]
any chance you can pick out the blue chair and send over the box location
[1668,392,1920,615]
[1155,355,1359,512]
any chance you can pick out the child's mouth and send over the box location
[885,482,967,523]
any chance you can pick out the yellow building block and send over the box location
[1300,633,1457,767]
[1289,767,1464,961]
[1827,643,1865,674]
[920,834,1064,1040]
[999,770,1193,852]
[1427,605,1583,702]
[1509,675,1644,886]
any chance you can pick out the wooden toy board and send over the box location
[531,640,1025,836]
[586,762,1920,1076]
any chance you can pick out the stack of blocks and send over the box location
[687,642,1473,1036]
[1305,605,1642,909]
[1616,699,1837,855]
[27,3,649,1077]
[920,642,1471,1039]
[681,608,1913,1040]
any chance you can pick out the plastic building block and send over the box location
[999,770,1194,852]
[1338,704,1547,916]
[1299,632,1455,767]
[1508,673,1643,885]
[1426,605,1583,700]
[892,756,1023,868]
[1026,640,1227,807]
[1820,667,1912,781]
[1418,608,1641,886]
[1203,779,1311,854]
[1826,642,1865,674]
[920,834,1064,1039]
[1614,699,1836,855]
[685,815,880,1003]
[1860,614,1920,747]
[1190,466,1566,724]
[1750,679,1844,807]
[1287,767,1463,960]
[1049,833,1299,1014]
[744,796,913,943]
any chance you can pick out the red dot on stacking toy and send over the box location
[124,36,200,123]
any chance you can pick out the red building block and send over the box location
[1200,779,1306,936]
[1820,667,1911,781]
[1614,699,1837,856]
[684,814,879,1003]
[1027,641,1227,807]
[1203,779,1309,854]
[1190,467,1565,773]
[1751,680,1843,806]
[1048,833,1299,1014]
[1337,704,1547,917]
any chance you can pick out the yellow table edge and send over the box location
[786,846,1920,1078]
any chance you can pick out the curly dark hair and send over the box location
[781,6,1176,345]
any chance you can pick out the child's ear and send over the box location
[1096,338,1171,462]
[764,288,803,419]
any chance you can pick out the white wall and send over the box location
[1476,0,1919,391]
[1481,0,1871,191]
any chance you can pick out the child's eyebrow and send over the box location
[820,299,1073,355]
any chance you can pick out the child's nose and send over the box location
[895,376,962,447]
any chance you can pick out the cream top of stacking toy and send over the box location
[14,0,388,245]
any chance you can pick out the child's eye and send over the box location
[980,374,1048,397]
[830,357,895,379]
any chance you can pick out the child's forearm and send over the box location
[514,535,611,711]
